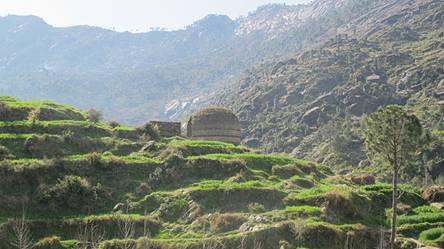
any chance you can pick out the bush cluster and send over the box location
[39,175,103,212]
[137,123,160,141]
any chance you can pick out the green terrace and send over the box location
[0,97,443,248]
[0,96,86,121]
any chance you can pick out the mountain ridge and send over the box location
[0,0,390,124]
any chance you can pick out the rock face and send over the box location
[187,107,241,145]
[423,185,444,203]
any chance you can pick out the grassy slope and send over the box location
[0,97,443,249]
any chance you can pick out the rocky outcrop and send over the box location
[423,186,444,203]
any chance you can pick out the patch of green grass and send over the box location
[0,217,8,225]
[398,222,444,237]
[289,184,351,199]
[419,227,444,246]
[113,125,136,132]
[117,155,162,164]
[0,133,33,139]
[170,139,238,148]
[188,153,299,172]
[67,153,161,164]
[0,120,113,136]
[0,158,44,165]
[283,205,321,215]
[60,240,78,249]
[0,120,90,127]
[190,180,273,190]
[397,212,444,225]
[0,96,81,112]
[412,206,443,215]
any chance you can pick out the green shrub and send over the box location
[39,175,102,212]
[34,236,64,249]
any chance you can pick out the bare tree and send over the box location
[253,239,263,249]
[10,212,34,249]
[142,210,151,237]
[76,223,105,249]
[116,216,136,249]
[201,238,224,249]
[239,236,247,249]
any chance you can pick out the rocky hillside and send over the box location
[1,97,443,249]
[0,0,409,124]
[214,0,444,176]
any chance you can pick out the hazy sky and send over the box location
[0,0,311,32]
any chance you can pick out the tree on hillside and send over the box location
[361,105,425,249]
[0,101,11,120]
[87,108,102,123]
[10,210,34,249]
[77,223,105,249]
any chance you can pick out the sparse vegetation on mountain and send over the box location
[215,0,444,183]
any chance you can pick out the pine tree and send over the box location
[362,105,424,249]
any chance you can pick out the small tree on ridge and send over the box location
[87,109,102,123]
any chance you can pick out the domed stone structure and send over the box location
[187,107,241,145]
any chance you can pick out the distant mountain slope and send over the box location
[0,0,399,124]
[215,0,444,173]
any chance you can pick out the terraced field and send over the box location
[0,97,443,249]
